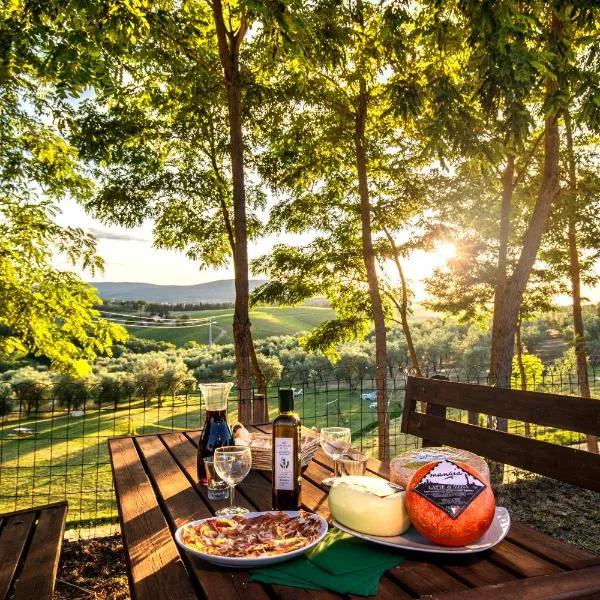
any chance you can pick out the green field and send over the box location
[125,306,336,346]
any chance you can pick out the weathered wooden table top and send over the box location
[108,425,600,599]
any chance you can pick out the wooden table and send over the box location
[108,425,600,599]
[0,501,67,600]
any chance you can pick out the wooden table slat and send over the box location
[0,511,36,599]
[507,521,600,570]
[13,503,67,600]
[136,434,270,600]
[109,437,198,600]
[422,564,600,600]
[434,554,517,588]
[387,560,469,596]
[486,539,562,578]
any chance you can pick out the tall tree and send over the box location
[254,0,444,459]
[72,1,293,414]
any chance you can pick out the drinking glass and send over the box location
[337,451,368,476]
[320,427,351,481]
[213,446,252,516]
[203,457,230,501]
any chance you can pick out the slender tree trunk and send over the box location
[212,0,252,423]
[486,153,515,426]
[382,227,422,377]
[515,318,531,437]
[355,80,389,461]
[219,185,267,401]
[564,112,598,453]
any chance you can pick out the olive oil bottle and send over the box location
[272,389,301,510]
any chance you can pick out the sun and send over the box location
[436,242,457,261]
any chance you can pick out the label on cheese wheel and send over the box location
[413,460,486,520]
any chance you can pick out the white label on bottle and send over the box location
[274,437,294,491]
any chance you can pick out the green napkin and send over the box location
[251,529,405,596]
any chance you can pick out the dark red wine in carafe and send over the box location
[197,409,234,483]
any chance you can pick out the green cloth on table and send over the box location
[250,529,406,596]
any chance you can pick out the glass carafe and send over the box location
[197,382,234,484]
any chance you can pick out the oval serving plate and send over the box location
[175,510,328,568]
[333,506,510,554]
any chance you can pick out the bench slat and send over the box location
[0,511,36,600]
[13,503,67,600]
[406,411,600,492]
[406,377,600,436]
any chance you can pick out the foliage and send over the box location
[9,367,53,415]
[0,200,127,375]
[255,355,283,386]
[512,354,544,391]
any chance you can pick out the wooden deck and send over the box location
[0,501,67,600]
[109,425,600,599]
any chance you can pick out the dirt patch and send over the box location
[53,535,129,599]
[496,477,600,555]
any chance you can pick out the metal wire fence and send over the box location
[0,365,598,536]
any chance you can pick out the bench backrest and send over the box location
[401,376,600,492]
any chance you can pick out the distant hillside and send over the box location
[92,279,267,303]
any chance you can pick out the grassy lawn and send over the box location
[125,306,336,346]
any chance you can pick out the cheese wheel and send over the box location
[390,447,489,488]
[406,460,495,547]
[328,476,411,536]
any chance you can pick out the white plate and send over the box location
[333,506,510,554]
[175,511,328,568]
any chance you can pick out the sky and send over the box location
[55,198,600,305]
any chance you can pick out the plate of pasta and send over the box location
[175,510,328,567]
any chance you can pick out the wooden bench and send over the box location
[0,501,67,600]
[401,376,600,491]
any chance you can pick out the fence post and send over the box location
[251,393,268,425]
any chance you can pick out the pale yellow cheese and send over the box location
[328,476,411,536]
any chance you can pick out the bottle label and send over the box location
[274,437,294,491]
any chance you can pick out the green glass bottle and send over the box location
[272,389,301,510]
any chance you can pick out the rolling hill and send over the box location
[91,279,267,303]
[124,306,336,346]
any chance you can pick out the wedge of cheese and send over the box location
[328,476,411,536]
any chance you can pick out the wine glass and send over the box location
[320,427,351,484]
[213,446,252,516]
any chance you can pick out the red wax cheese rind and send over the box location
[406,460,495,547]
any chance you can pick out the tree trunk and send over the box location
[564,111,598,453]
[486,153,515,424]
[383,227,422,377]
[355,80,389,462]
[515,318,531,437]
[489,113,560,390]
[211,0,252,423]
[488,17,561,482]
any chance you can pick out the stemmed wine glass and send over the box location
[213,446,252,516]
[320,427,351,484]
